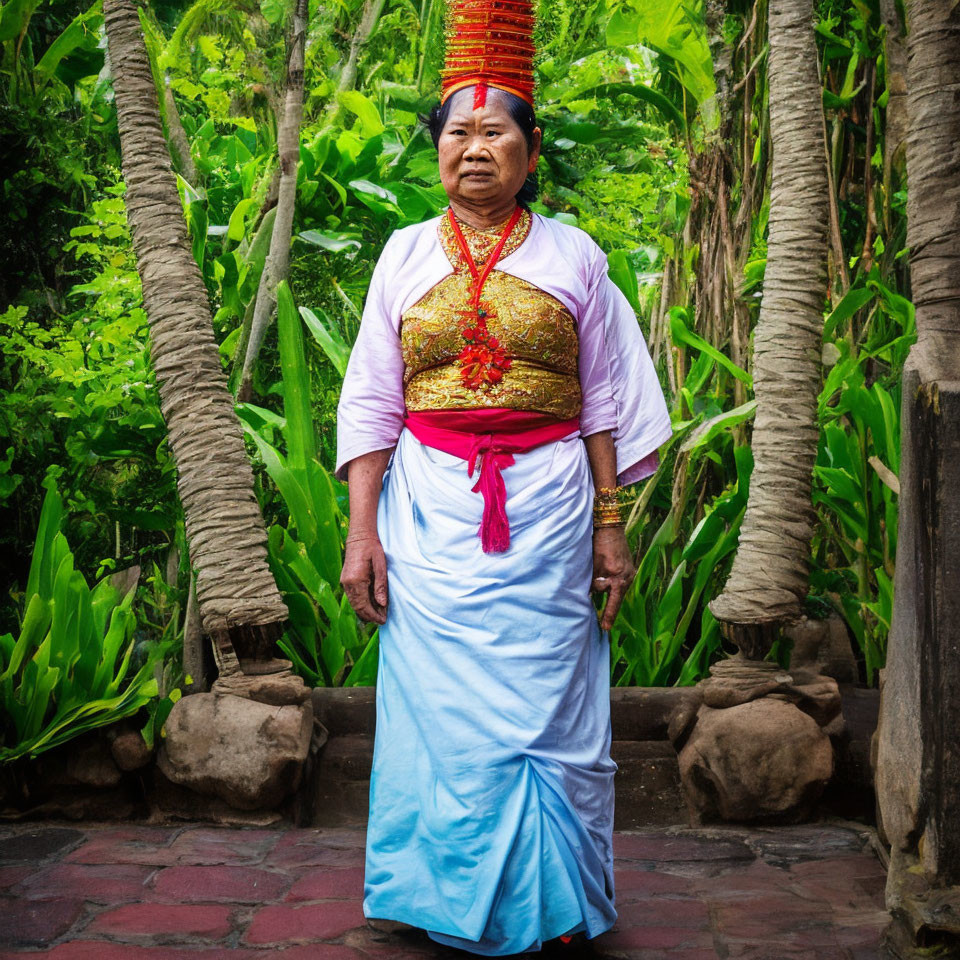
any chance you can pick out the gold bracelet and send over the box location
[593,485,625,527]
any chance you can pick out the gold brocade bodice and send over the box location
[400,209,582,419]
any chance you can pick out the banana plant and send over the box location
[0,487,171,763]
[237,281,378,686]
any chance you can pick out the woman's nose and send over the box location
[463,134,489,160]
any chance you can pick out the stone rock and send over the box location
[109,729,153,771]
[35,732,122,788]
[699,656,841,728]
[149,767,287,826]
[157,693,313,811]
[770,668,842,728]
[667,690,703,752]
[699,657,794,709]
[786,614,858,683]
[212,668,311,706]
[677,699,833,824]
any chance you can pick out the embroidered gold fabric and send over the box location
[401,211,581,418]
[437,206,532,269]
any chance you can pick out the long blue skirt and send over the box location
[363,427,618,955]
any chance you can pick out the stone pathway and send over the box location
[0,821,888,959]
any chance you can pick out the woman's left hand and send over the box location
[591,526,637,631]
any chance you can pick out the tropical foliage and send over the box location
[0,0,912,756]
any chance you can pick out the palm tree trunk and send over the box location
[708,0,829,643]
[876,0,960,916]
[337,0,387,95]
[103,0,288,669]
[237,0,309,402]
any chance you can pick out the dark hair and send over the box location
[421,89,540,207]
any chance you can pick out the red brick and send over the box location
[167,827,280,865]
[596,924,714,950]
[0,865,33,891]
[30,944,260,960]
[723,946,821,960]
[18,864,153,902]
[87,903,233,939]
[242,901,367,944]
[286,828,367,849]
[149,865,290,903]
[789,855,886,881]
[0,897,84,945]
[694,861,793,900]
[616,897,710,928]
[613,867,693,899]
[64,827,176,867]
[713,901,832,941]
[265,834,364,870]
[614,833,753,863]
[273,947,365,959]
[285,866,365,902]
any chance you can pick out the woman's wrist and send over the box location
[593,524,625,538]
[346,527,380,544]
[592,484,626,528]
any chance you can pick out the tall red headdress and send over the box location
[440,0,536,109]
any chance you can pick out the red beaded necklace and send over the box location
[446,205,524,391]
[447,204,524,318]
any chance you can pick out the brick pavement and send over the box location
[0,821,888,959]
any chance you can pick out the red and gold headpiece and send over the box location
[440,0,536,109]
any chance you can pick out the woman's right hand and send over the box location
[340,534,389,624]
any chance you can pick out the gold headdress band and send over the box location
[440,0,535,109]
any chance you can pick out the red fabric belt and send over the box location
[404,409,581,554]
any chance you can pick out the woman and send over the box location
[335,9,671,952]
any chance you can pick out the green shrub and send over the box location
[0,486,173,763]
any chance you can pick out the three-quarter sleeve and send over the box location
[576,247,673,485]
[334,239,406,481]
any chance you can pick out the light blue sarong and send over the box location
[363,426,618,955]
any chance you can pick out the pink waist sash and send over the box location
[403,408,581,554]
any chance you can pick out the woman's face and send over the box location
[437,87,541,209]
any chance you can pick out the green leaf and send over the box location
[0,0,42,42]
[227,197,257,242]
[607,250,641,314]
[300,306,352,376]
[573,82,684,128]
[276,282,317,476]
[298,230,362,253]
[339,91,386,137]
[679,401,757,454]
[669,307,752,387]
[823,286,875,340]
[260,0,284,25]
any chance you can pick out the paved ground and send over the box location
[0,820,888,959]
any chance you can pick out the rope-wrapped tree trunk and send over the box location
[708,0,829,645]
[103,0,288,668]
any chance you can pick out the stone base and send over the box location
[156,692,313,812]
[212,667,311,705]
[676,698,834,824]
[673,656,841,825]
[882,850,960,958]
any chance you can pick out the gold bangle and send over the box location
[593,485,625,527]
[592,484,625,527]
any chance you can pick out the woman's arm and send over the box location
[583,430,637,631]
[340,448,394,624]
